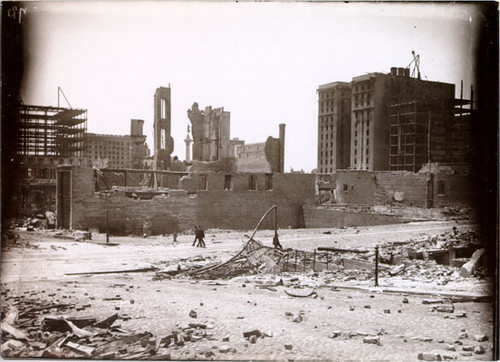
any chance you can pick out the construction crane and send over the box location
[406,50,421,80]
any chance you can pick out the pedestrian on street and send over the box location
[192,225,200,247]
[196,226,206,248]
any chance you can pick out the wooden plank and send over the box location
[1,322,29,340]
[318,247,369,254]
[65,267,158,276]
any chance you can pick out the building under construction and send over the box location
[17,105,87,158]
[12,103,88,215]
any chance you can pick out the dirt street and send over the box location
[1,220,494,360]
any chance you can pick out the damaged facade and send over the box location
[153,87,174,170]
[56,166,315,234]
[187,102,285,173]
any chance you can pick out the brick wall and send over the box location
[65,167,316,234]
[335,169,474,208]
[335,171,375,205]
[303,206,411,228]
[373,172,428,207]
[433,173,474,208]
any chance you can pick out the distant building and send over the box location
[317,82,351,173]
[85,119,150,169]
[318,66,473,173]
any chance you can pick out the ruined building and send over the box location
[153,86,174,170]
[85,119,150,169]
[187,103,231,162]
[187,102,286,173]
[56,166,314,233]
[317,66,473,173]
[234,124,285,173]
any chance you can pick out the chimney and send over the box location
[390,67,397,76]
[130,119,144,137]
[279,123,285,173]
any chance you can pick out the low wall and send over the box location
[335,169,474,208]
[303,206,413,229]
[66,167,316,235]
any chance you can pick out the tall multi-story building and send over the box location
[350,72,393,171]
[318,66,472,173]
[85,119,150,169]
[317,82,352,174]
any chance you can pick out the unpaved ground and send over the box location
[1,220,495,360]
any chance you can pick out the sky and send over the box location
[20,2,479,172]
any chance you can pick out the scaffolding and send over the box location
[17,105,87,157]
[389,101,451,172]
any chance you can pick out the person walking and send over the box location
[192,225,200,247]
[196,226,206,247]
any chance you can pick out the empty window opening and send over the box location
[224,175,233,190]
[437,180,445,195]
[343,184,348,191]
[249,175,257,190]
[160,99,166,119]
[200,174,208,190]
[265,174,273,190]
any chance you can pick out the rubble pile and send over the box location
[189,238,286,279]
[1,292,215,359]
[153,255,218,280]
[1,221,37,250]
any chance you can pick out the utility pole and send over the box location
[426,110,433,208]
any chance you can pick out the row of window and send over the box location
[353,148,369,156]
[197,174,274,191]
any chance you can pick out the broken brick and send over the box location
[474,345,485,354]
[363,336,380,345]
[474,334,488,342]
[243,330,262,339]
[417,352,442,361]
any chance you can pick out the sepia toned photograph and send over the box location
[1,1,498,360]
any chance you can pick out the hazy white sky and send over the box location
[21,2,478,172]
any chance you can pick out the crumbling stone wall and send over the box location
[433,173,474,208]
[303,206,411,228]
[65,167,315,234]
[335,169,474,208]
[373,172,428,207]
[335,171,376,205]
